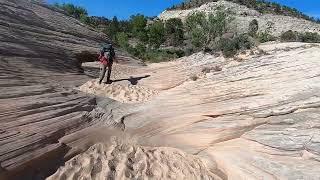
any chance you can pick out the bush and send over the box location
[235,34,255,50]
[257,32,276,43]
[249,19,259,37]
[280,31,320,43]
[298,32,320,43]
[165,18,184,46]
[185,10,231,50]
[185,12,206,49]
[54,3,87,19]
[219,37,238,57]
[148,21,166,48]
[103,16,120,41]
[280,30,298,42]
[190,75,198,81]
[130,14,148,42]
[116,32,129,49]
[219,34,255,58]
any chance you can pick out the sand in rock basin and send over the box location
[78,80,158,103]
[47,137,216,180]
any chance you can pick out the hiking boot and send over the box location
[106,80,112,84]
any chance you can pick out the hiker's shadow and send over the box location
[110,75,151,85]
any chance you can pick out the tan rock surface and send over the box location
[0,0,134,179]
[2,0,320,179]
[65,42,320,179]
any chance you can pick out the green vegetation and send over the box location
[53,2,320,62]
[280,30,298,42]
[299,32,320,43]
[165,18,184,46]
[281,31,320,43]
[148,21,166,48]
[219,34,255,57]
[185,10,231,50]
[248,19,259,37]
[53,3,88,20]
[257,21,276,43]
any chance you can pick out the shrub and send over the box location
[116,32,129,49]
[235,34,255,50]
[185,12,206,49]
[54,3,87,19]
[280,30,298,42]
[298,32,320,43]
[219,37,238,57]
[185,10,232,50]
[130,14,148,42]
[165,18,184,46]
[258,32,276,43]
[256,21,276,43]
[219,34,255,58]
[190,74,198,81]
[249,19,259,37]
[103,16,120,41]
[148,21,166,48]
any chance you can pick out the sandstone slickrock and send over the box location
[68,42,320,179]
[0,0,118,179]
[2,0,320,179]
[159,1,320,36]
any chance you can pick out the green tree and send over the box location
[185,10,231,49]
[116,32,129,49]
[130,14,148,42]
[148,21,166,48]
[165,18,184,46]
[103,16,120,41]
[185,12,206,48]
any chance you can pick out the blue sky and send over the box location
[46,0,320,20]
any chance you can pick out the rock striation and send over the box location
[2,0,320,179]
[72,42,320,179]
[0,0,113,179]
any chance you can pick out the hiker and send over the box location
[98,43,115,84]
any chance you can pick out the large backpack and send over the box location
[100,44,114,57]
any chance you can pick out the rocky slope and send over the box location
[159,0,320,36]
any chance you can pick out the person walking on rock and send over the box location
[98,43,115,84]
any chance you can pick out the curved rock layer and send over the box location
[73,42,320,179]
[0,0,117,179]
[2,0,320,179]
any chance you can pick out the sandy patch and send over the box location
[78,80,158,103]
[47,137,216,180]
